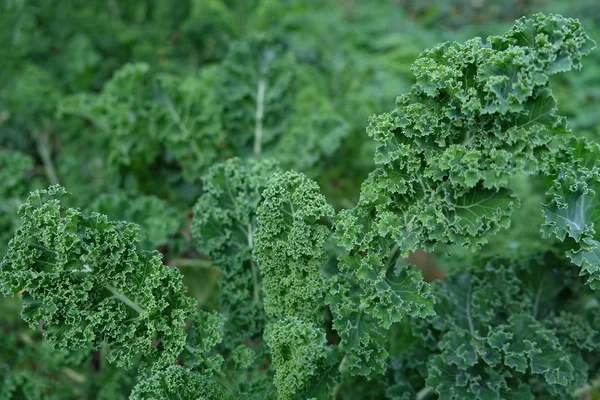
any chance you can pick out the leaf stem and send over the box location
[416,387,433,400]
[383,243,400,274]
[169,258,214,269]
[105,284,143,314]
[62,367,87,384]
[35,125,60,185]
[254,79,266,155]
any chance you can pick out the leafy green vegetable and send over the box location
[1,7,600,400]
[391,253,599,399]
[255,171,335,398]
[59,63,226,182]
[255,171,334,323]
[353,12,593,256]
[264,317,328,400]
[543,136,600,287]
[192,157,279,348]
[0,186,196,369]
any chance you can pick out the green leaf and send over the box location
[345,13,594,260]
[264,317,328,400]
[449,187,516,238]
[489,314,574,386]
[417,254,591,399]
[192,157,279,347]
[0,185,197,369]
[255,171,334,323]
[543,137,600,287]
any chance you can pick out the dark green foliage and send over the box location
[0,151,37,256]
[0,297,136,400]
[330,17,597,379]
[88,193,180,249]
[1,3,600,400]
[350,13,593,257]
[59,63,227,181]
[192,157,279,348]
[130,365,231,400]
[542,137,600,287]
[255,171,334,323]
[255,171,335,398]
[264,317,328,400]
[390,253,600,399]
[0,186,197,369]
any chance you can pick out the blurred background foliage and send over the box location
[1,0,599,398]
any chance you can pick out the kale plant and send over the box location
[1,9,600,400]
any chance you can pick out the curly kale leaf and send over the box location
[263,317,328,400]
[214,35,348,171]
[332,221,435,377]
[59,63,225,180]
[343,13,594,261]
[0,185,197,369]
[327,257,434,378]
[254,171,343,398]
[215,35,295,156]
[329,277,389,377]
[152,68,227,181]
[255,171,334,322]
[185,310,226,370]
[543,137,600,288]
[391,253,598,399]
[329,17,595,372]
[58,63,158,168]
[130,365,231,400]
[192,158,279,347]
[59,34,349,185]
